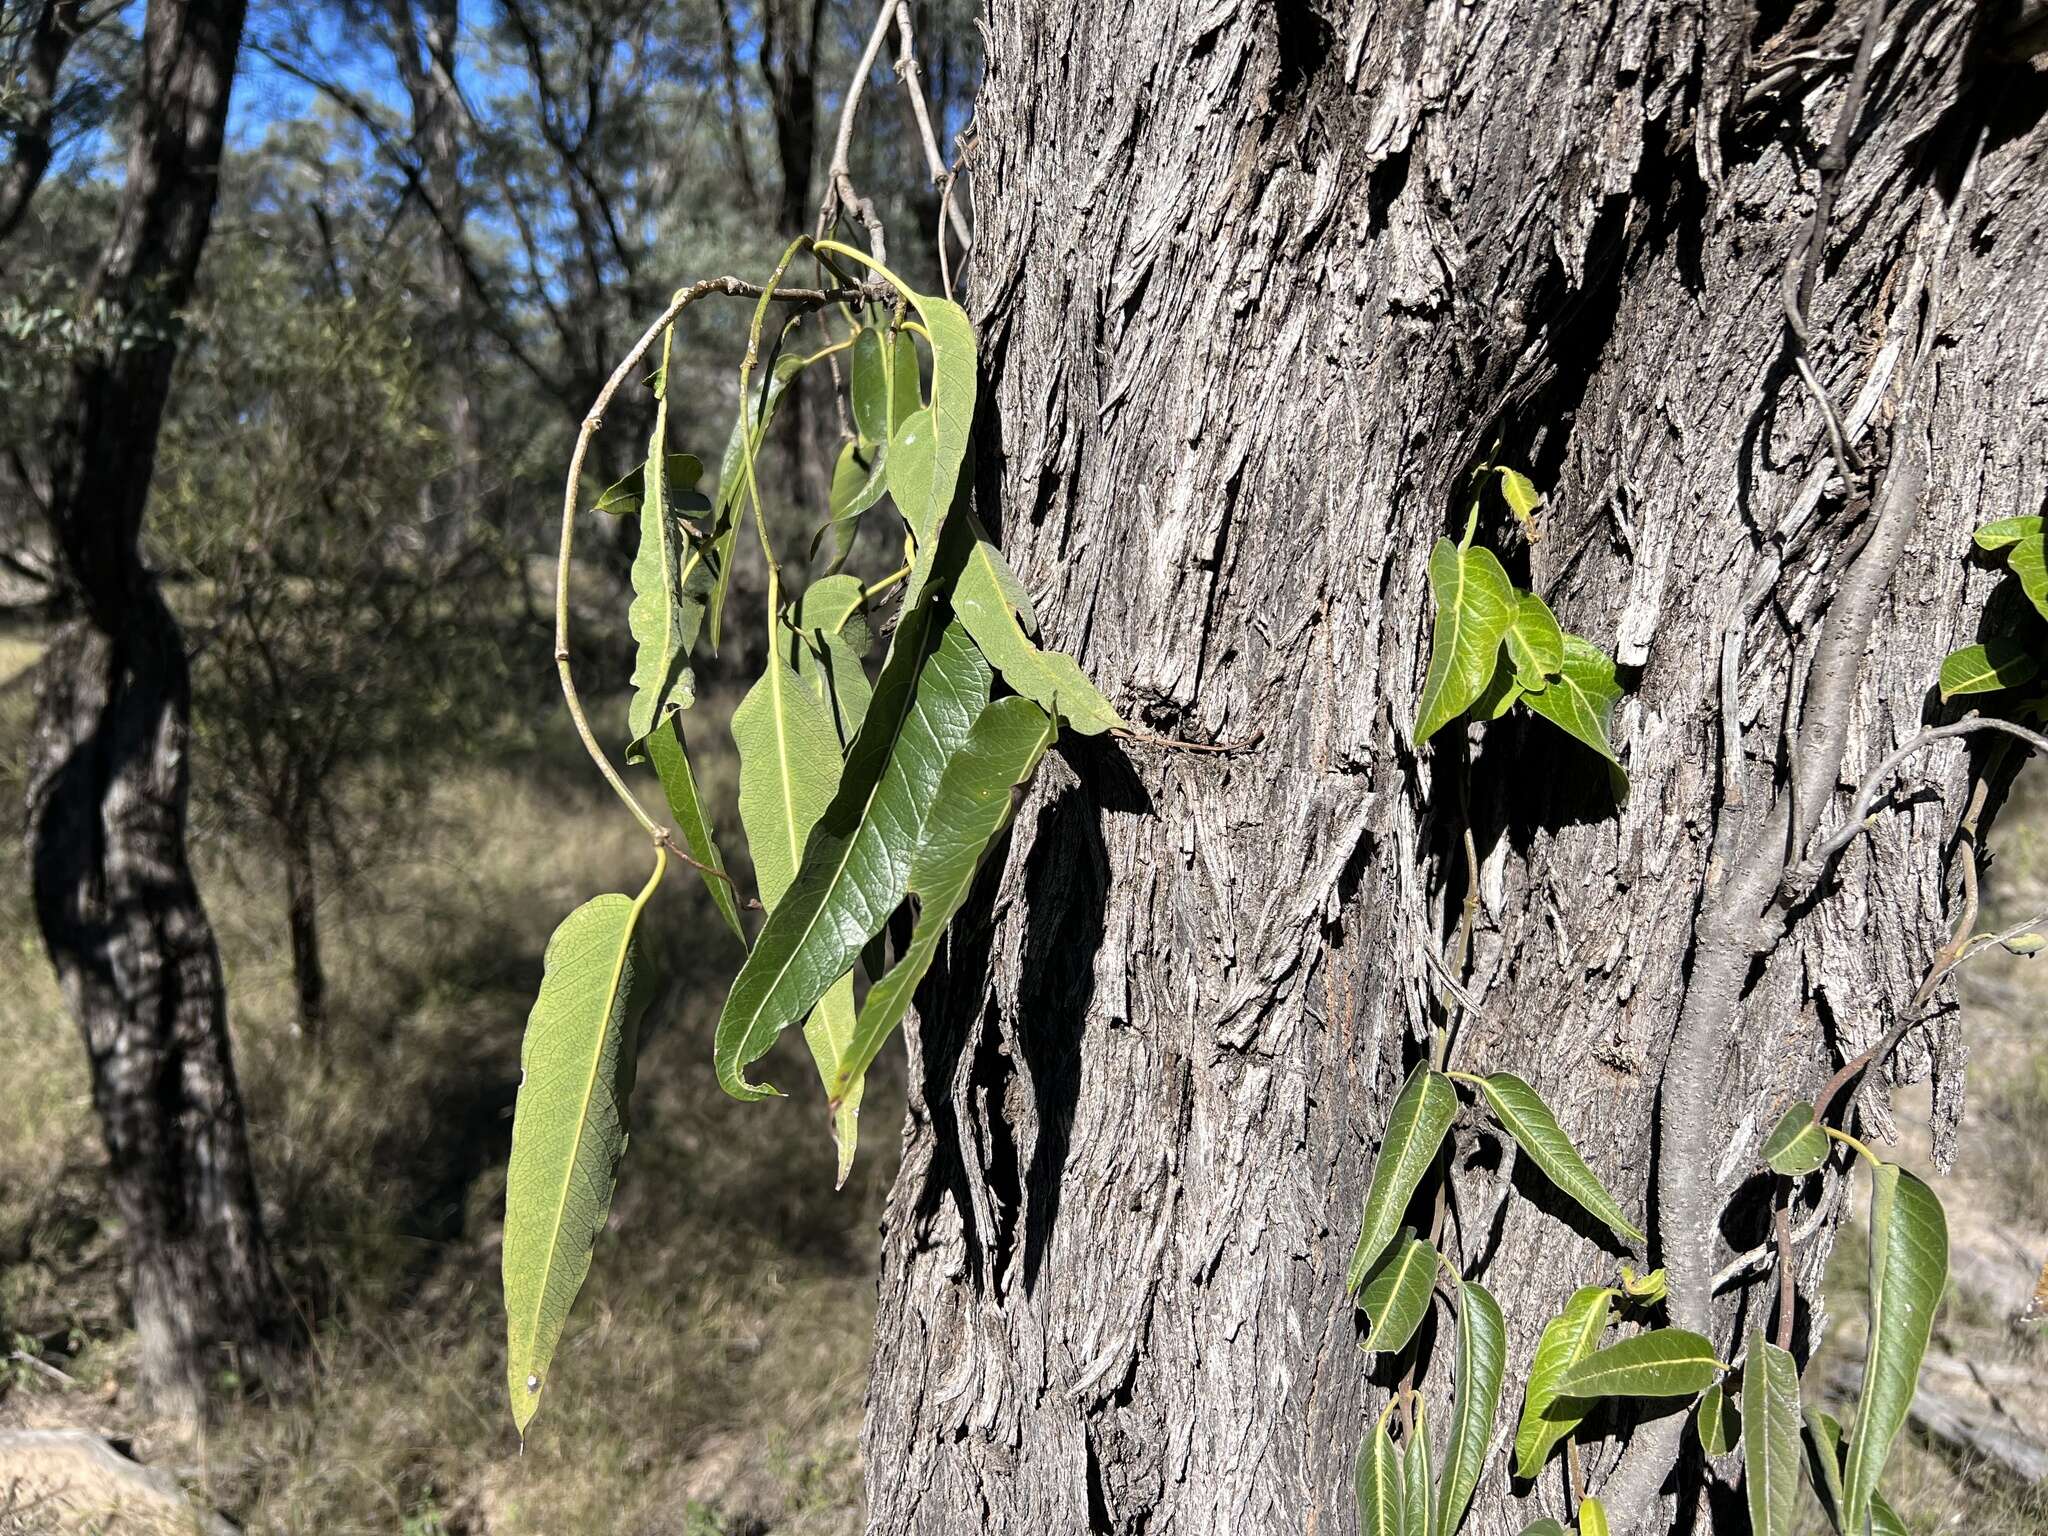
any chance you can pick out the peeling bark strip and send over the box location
[863,3,2047,1533]
[24,0,286,1422]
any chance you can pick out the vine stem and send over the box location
[553,273,876,869]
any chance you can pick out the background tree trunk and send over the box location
[23,0,287,1424]
[863,3,2048,1532]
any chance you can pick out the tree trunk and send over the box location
[0,0,87,250]
[282,826,327,1047]
[23,0,287,1424]
[864,4,2048,1533]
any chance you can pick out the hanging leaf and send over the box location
[1497,467,1543,534]
[1515,1286,1615,1479]
[2006,530,2048,621]
[1938,638,2038,701]
[1804,1406,1849,1533]
[833,696,1056,1121]
[732,648,842,910]
[1463,1073,1643,1243]
[1842,1164,1948,1534]
[592,453,707,517]
[1357,1231,1439,1356]
[1553,1328,1721,1400]
[1472,658,1523,720]
[1347,1065,1459,1294]
[850,324,891,446]
[1405,1406,1435,1536]
[502,881,660,1433]
[1696,1381,1736,1458]
[1520,634,1625,774]
[1356,1414,1408,1536]
[1514,1524,1567,1536]
[624,329,708,757]
[644,717,743,944]
[1742,1330,1801,1536]
[1413,539,1517,746]
[788,576,875,748]
[953,530,1125,736]
[1576,1496,1608,1536]
[1760,1102,1829,1177]
[1505,592,1564,687]
[706,332,820,649]
[715,543,990,1101]
[1436,1279,1505,1536]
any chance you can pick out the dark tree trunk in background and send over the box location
[0,0,87,249]
[282,826,327,1046]
[865,3,2047,1532]
[23,0,287,1425]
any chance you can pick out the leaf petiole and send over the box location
[1821,1124,1881,1168]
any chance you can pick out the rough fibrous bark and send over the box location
[864,3,2048,1532]
[24,0,286,1422]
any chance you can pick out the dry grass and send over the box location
[0,673,898,1535]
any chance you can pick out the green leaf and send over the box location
[592,453,706,517]
[1869,1491,1911,1536]
[644,717,742,944]
[1414,539,1517,745]
[714,545,990,1100]
[1939,638,2038,700]
[1553,1328,1721,1400]
[1356,1415,1408,1536]
[1842,1164,1948,1534]
[1514,1524,1567,1536]
[850,325,890,446]
[1466,1073,1643,1243]
[2008,531,2048,621]
[624,331,708,757]
[1405,1405,1433,1536]
[1472,659,1523,720]
[802,976,863,1187]
[1436,1279,1505,1536]
[788,576,874,748]
[1347,1065,1459,1293]
[1803,1407,1849,1533]
[1505,592,1564,687]
[1515,1286,1615,1479]
[502,882,659,1434]
[1974,516,2042,551]
[1576,1495,1608,1536]
[1498,467,1543,532]
[1696,1380,1736,1458]
[1743,1330,1802,1536]
[832,696,1057,1115]
[953,530,1124,735]
[706,332,814,649]
[733,648,842,912]
[1520,634,1625,773]
[1760,1102,1829,1176]
[1357,1231,1438,1355]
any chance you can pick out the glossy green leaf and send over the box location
[1357,1415,1408,1536]
[953,531,1124,735]
[1514,1523,1567,1536]
[1576,1496,1608,1536]
[1554,1328,1720,1400]
[1869,1491,1911,1536]
[1405,1406,1434,1536]
[1437,1279,1505,1536]
[1505,592,1564,687]
[1357,1231,1438,1355]
[1498,467,1542,531]
[1347,1065,1459,1294]
[1466,1073,1642,1243]
[1804,1406,1849,1533]
[1938,638,2038,701]
[1760,1102,1829,1176]
[834,697,1056,1113]
[1515,1286,1615,1479]
[1520,634,1625,773]
[714,547,990,1100]
[1975,516,2043,551]
[644,717,742,944]
[2006,530,2048,621]
[1696,1381,1736,1457]
[788,576,874,748]
[1472,659,1523,720]
[624,330,707,757]
[1842,1164,1948,1534]
[502,881,659,1434]
[1743,1330,1801,1536]
[1414,539,1517,745]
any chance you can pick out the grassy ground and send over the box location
[0,655,899,1535]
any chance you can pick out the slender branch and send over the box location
[891,0,973,252]
[1772,1201,1797,1351]
[814,0,895,254]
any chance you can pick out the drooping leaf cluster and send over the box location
[1939,516,2048,706]
[501,243,1123,1433]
